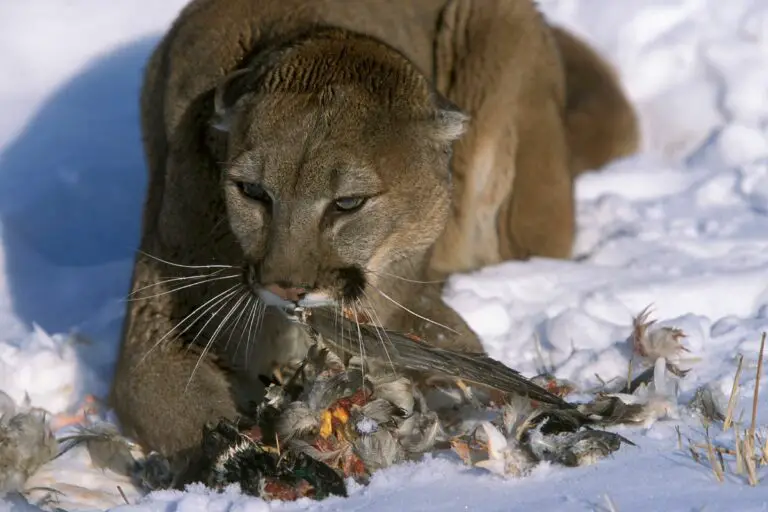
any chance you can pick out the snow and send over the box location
[2,0,768,510]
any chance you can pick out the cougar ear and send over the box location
[211,68,254,133]
[432,108,470,143]
[429,95,470,144]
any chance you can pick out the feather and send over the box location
[0,392,58,494]
[301,307,580,410]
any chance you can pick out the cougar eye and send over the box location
[334,196,367,212]
[236,181,271,203]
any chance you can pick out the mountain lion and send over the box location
[111,0,639,485]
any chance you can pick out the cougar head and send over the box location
[212,28,468,317]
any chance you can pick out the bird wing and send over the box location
[302,307,574,409]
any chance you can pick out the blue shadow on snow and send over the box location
[0,36,160,337]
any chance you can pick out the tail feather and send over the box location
[303,308,574,409]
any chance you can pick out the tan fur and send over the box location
[110,0,639,485]
[552,26,641,177]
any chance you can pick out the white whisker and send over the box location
[367,283,458,335]
[224,295,253,351]
[360,293,398,377]
[366,268,445,285]
[137,284,241,366]
[237,297,258,358]
[186,289,242,353]
[351,301,366,385]
[340,298,347,355]
[186,289,249,392]
[127,274,239,302]
[128,269,229,297]
[138,250,235,270]
[245,301,267,365]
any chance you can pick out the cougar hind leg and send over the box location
[551,25,641,176]
[430,0,575,271]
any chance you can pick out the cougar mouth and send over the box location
[241,263,366,321]
[239,265,334,321]
[282,303,307,323]
[279,293,335,323]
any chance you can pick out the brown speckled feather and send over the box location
[300,307,575,409]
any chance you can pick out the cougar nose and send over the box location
[264,283,307,303]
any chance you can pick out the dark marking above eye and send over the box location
[236,181,271,203]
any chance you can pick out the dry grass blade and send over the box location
[761,433,768,466]
[742,432,759,486]
[743,333,765,485]
[704,427,724,483]
[723,354,744,431]
[688,445,701,464]
[716,449,726,474]
[117,485,130,505]
[749,334,765,439]
[685,333,767,487]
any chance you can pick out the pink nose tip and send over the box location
[264,283,307,302]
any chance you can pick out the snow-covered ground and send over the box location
[2,0,768,510]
